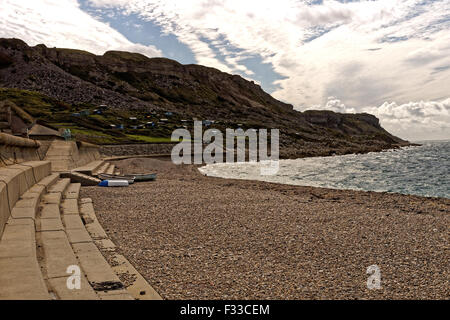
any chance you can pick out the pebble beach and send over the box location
[81,157,449,300]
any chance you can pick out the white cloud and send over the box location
[1,0,449,140]
[309,96,356,113]
[309,97,450,141]
[84,0,450,140]
[365,99,450,141]
[0,0,161,57]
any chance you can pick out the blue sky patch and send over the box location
[79,0,196,64]
[78,0,285,94]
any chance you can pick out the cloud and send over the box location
[370,99,450,141]
[0,0,161,57]
[309,96,356,113]
[309,96,450,141]
[1,0,450,140]
[85,1,450,108]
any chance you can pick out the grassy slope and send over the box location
[0,87,176,144]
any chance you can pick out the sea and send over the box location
[199,140,449,199]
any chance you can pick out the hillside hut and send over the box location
[28,124,63,141]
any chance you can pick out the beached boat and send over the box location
[132,173,157,182]
[98,173,135,184]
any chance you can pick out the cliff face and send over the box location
[0,38,407,157]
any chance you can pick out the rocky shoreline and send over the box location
[81,157,449,299]
[99,141,415,159]
[1,38,410,153]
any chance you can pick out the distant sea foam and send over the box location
[199,140,449,198]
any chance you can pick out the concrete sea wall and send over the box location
[44,140,101,171]
[99,143,176,157]
[0,133,41,167]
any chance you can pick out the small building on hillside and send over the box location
[28,124,63,141]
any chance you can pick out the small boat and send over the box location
[131,173,157,182]
[98,180,129,187]
[98,173,135,184]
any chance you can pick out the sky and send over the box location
[0,0,449,141]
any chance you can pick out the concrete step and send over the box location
[11,193,41,220]
[36,189,98,300]
[0,172,55,300]
[47,272,98,300]
[40,230,79,279]
[111,253,162,300]
[48,178,71,194]
[42,192,62,205]
[7,172,57,222]
[39,203,63,237]
[80,197,161,300]
[61,198,85,232]
[105,164,115,175]
[0,167,33,213]
[0,218,50,299]
[37,173,60,192]
[9,161,52,184]
[60,197,130,298]
[1,167,56,241]
[60,195,129,299]
[1,169,156,300]
[64,183,81,200]
[60,171,100,187]
[37,230,97,300]
[79,199,108,240]
[72,242,130,296]
[0,256,49,299]
[0,171,106,300]
[93,162,109,177]
[72,160,104,176]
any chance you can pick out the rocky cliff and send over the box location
[0,38,408,158]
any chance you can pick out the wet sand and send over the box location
[81,157,449,299]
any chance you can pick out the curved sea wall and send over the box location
[99,143,176,157]
[77,141,101,165]
[0,133,41,167]
[44,140,101,171]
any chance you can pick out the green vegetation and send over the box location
[0,88,69,118]
[0,87,178,145]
